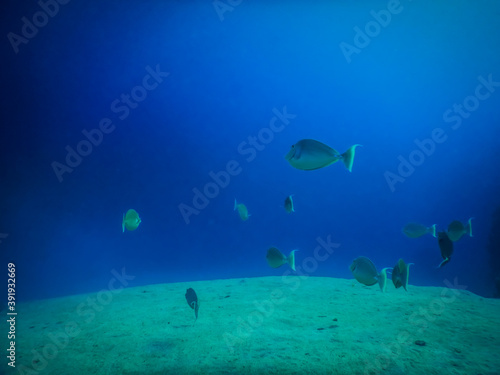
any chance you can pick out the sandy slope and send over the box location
[7,276,500,375]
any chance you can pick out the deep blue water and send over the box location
[1,0,500,302]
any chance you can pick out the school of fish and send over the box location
[122,138,475,313]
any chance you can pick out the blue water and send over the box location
[1,0,499,302]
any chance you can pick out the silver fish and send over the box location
[285,139,361,172]
[234,199,250,221]
[266,247,297,271]
[350,256,389,292]
[402,223,436,238]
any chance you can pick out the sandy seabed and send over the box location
[6,276,500,375]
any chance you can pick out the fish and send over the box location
[122,209,141,232]
[285,139,361,172]
[437,231,453,268]
[284,195,295,213]
[447,218,474,241]
[234,199,250,221]
[185,288,199,321]
[402,223,436,238]
[349,256,389,292]
[266,247,297,271]
[391,258,414,291]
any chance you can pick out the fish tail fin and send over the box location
[430,224,437,238]
[234,199,238,211]
[405,263,415,291]
[122,214,125,233]
[378,268,390,292]
[467,217,474,237]
[341,144,362,172]
[437,257,449,268]
[288,250,298,271]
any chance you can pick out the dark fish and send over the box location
[495,277,500,298]
[437,231,453,268]
[392,258,413,291]
[185,288,199,321]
